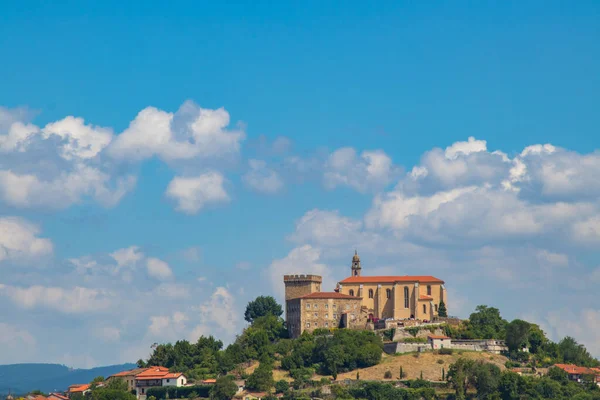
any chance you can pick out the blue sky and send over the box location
[1,1,599,368]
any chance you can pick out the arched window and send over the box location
[427,285,432,296]
[404,287,409,308]
[349,289,355,296]
[423,304,427,314]
[354,270,358,276]
[368,289,374,299]
[386,288,391,299]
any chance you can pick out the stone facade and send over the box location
[336,253,447,321]
[283,274,322,301]
[286,293,365,338]
[283,252,447,338]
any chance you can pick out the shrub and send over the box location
[406,327,420,337]
[439,348,454,355]
[146,385,211,399]
[384,370,392,379]
[437,359,445,364]
[402,337,427,343]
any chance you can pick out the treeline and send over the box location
[445,305,599,368]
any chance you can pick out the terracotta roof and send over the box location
[428,335,450,340]
[135,367,185,381]
[419,295,434,300]
[299,292,361,299]
[554,364,599,375]
[49,394,69,400]
[69,384,90,393]
[110,368,149,378]
[339,276,444,284]
[202,379,217,384]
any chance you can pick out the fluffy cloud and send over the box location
[0,284,112,313]
[323,148,398,193]
[243,159,284,194]
[110,246,145,269]
[197,287,238,335]
[109,101,245,163]
[267,245,332,300]
[146,257,173,279]
[0,107,136,209]
[0,217,53,264]
[166,171,229,214]
[288,209,362,247]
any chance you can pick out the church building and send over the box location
[284,251,447,337]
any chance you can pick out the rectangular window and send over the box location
[306,322,310,328]
[325,304,328,309]
[427,285,432,296]
[325,322,329,327]
[325,314,329,319]
[333,314,337,319]
[314,304,318,309]
[314,322,318,327]
[314,313,318,317]
[333,304,337,309]
[306,304,310,309]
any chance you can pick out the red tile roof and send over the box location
[339,276,444,284]
[135,367,184,381]
[428,335,450,340]
[419,295,434,300]
[554,364,600,376]
[202,379,217,384]
[49,394,69,400]
[299,292,361,299]
[110,368,149,378]
[68,384,90,393]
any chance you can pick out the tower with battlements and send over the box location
[283,274,322,301]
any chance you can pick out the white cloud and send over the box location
[267,245,332,300]
[146,257,173,279]
[109,101,245,162]
[148,312,189,336]
[0,284,112,314]
[166,171,229,214]
[289,209,362,247]
[42,116,113,160]
[243,159,284,194]
[0,217,53,264]
[0,323,37,364]
[323,148,398,193]
[444,136,487,159]
[543,309,600,357]
[110,246,144,269]
[198,287,238,335]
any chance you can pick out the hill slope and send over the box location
[0,363,136,394]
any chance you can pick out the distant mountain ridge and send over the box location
[0,363,136,395]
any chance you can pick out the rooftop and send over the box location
[298,291,361,299]
[339,275,444,284]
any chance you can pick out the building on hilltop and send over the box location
[284,251,447,337]
[284,274,364,338]
[336,251,447,321]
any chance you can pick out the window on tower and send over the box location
[404,287,409,308]
[368,289,374,298]
[349,289,355,296]
[386,289,391,299]
[427,285,432,296]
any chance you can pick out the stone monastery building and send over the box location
[284,251,447,338]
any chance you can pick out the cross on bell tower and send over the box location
[351,250,362,277]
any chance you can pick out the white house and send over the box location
[427,334,451,349]
[134,367,187,400]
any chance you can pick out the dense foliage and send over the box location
[209,376,238,400]
[146,385,211,399]
[280,329,383,378]
[244,295,284,323]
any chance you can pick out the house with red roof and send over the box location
[67,384,91,397]
[133,366,187,400]
[553,364,600,386]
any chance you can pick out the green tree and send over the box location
[106,378,128,392]
[505,319,531,352]
[472,361,501,398]
[466,305,507,339]
[244,296,283,323]
[209,376,238,400]
[275,379,289,394]
[438,301,448,317]
[548,366,569,384]
[498,371,523,400]
[246,362,275,392]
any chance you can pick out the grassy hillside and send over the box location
[0,363,136,395]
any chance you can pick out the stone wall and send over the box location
[283,274,322,301]
[393,327,445,341]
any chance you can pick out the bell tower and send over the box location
[351,250,362,277]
